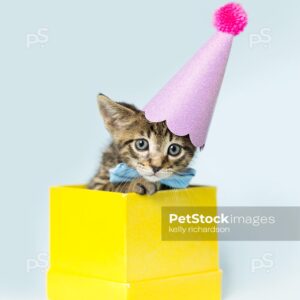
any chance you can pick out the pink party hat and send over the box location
[144,3,248,148]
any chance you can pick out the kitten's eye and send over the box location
[135,139,149,151]
[168,144,182,156]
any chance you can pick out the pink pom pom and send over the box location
[214,2,248,36]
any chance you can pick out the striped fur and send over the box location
[88,94,196,194]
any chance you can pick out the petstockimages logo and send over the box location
[169,213,275,226]
[161,207,300,241]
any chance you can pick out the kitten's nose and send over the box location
[151,166,162,173]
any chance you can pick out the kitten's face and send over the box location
[98,94,196,181]
[119,121,195,182]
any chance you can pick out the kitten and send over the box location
[88,94,196,195]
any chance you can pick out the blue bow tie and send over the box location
[109,163,196,189]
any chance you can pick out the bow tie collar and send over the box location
[109,163,196,189]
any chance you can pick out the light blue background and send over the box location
[0,0,299,299]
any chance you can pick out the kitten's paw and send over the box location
[132,179,159,195]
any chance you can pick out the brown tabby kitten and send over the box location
[88,94,196,195]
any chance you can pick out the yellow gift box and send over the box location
[47,185,222,300]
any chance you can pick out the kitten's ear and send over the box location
[97,94,136,134]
